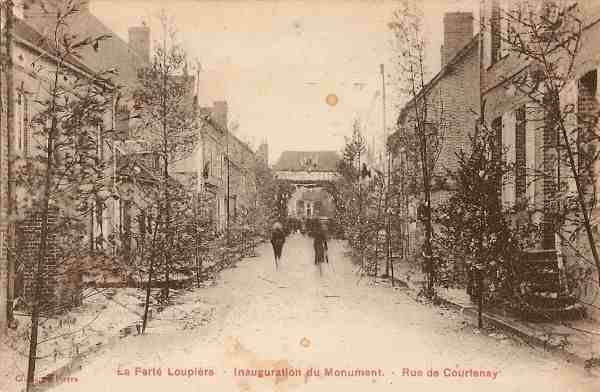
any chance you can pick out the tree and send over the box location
[335,120,386,275]
[131,12,199,302]
[436,124,540,304]
[389,0,448,298]
[4,3,116,389]
[252,159,279,232]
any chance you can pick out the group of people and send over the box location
[270,221,328,269]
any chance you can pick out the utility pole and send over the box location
[161,28,171,300]
[399,148,408,260]
[226,125,230,245]
[4,0,15,328]
[381,63,392,282]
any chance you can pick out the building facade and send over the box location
[1,0,150,329]
[394,12,480,256]
[480,0,600,319]
[273,151,339,221]
[171,101,259,234]
[0,15,119,323]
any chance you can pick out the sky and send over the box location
[91,0,478,164]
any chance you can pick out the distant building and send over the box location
[171,101,258,233]
[273,151,340,220]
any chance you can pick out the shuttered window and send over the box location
[515,106,527,202]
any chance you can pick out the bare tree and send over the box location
[2,3,116,389]
[335,120,389,276]
[389,0,448,298]
[132,12,199,302]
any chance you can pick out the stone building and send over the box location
[0,15,119,321]
[1,0,150,329]
[480,0,600,319]
[394,12,480,255]
[171,101,258,233]
[273,151,339,221]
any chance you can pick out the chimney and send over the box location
[212,101,228,131]
[257,141,269,166]
[22,0,59,20]
[129,23,151,63]
[441,12,474,67]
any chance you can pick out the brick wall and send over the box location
[402,41,480,176]
[574,68,600,321]
[577,70,598,196]
[441,12,474,67]
[20,210,60,313]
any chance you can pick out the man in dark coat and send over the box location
[271,222,286,269]
[313,223,328,265]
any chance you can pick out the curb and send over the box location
[393,275,599,375]
[18,247,258,392]
[19,335,117,392]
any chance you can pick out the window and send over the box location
[297,200,304,216]
[116,106,130,140]
[137,211,146,236]
[492,116,503,162]
[16,93,28,156]
[0,231,4,261]
[515,106,527,202]
[233,196,237,218]
[314,201,322,216]
[220,152,223,179]
[153,153,160,170]
[96,124,104,163]
[492,116,503,201]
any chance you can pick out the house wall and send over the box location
[481,0,600,320]
[192,107,258,233]
[400,44,480,177]
[287,186,335,219]
[396,36,479,261]
[0,21,121,318]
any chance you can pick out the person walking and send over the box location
[271,222,286,269]
[313,222,328,275]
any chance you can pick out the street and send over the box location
[48,234,597,392]
[2,2,600,391]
